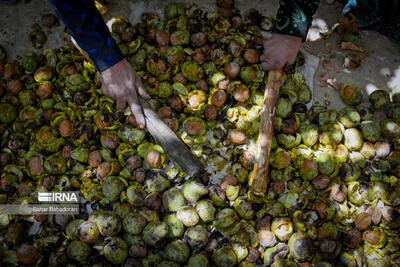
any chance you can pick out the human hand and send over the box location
[100,59,150,129]
[260,33,302,71]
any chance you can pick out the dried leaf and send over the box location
[340,42,363,52]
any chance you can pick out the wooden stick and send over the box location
[250,68,283,196]
[139,98,205,178]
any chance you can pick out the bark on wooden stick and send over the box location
[250,68,283,196]
[139,98,204,178]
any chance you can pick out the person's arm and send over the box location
[49,0,123,71]
[260,0,320,70]
[48,0,150,128]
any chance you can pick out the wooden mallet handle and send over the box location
[250,68,283,196]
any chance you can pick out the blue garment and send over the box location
[48,0,124,71]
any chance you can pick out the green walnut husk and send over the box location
[212,247,237,267]
[340,83,362,105]
[162,187,186,212]
[361,121,381,142]
[123,213,146,234]
[165,240,190,263]
[142,221,168,246]
[163,214,185,239]
[181,61,203,82]
[103,237,128,264]
[67,240,92,262]
[0,104,17,123]
[369,90,390,111]
[288,232,315,260]
[298,123,319,147]
[338,107,360,128]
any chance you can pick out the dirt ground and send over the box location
[0,0,399,111]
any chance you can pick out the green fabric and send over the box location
[274,0,320,40]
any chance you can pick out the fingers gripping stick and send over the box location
[250,68,283,196]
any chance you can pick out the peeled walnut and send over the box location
[375,141,391,158]
[43,109,54,123]
[193,48,205,65]
[168,95,184,111]
[330,184,347,202]
[220,174,238,190]
[245,246,260,262]
[17,245,38,264]
[241,150,255,168]
[59,119,73,137]
[121,27,136,42]
[126,155,142,171]
[21,109,35,121]
[315,202,328,220]
[244,49,259,63]
[163,117,177,131]
[256,217,271,231]
[125,114,138,127]
[312,175,330,190]
[135,168,146,183]
[224,62,240,79]
[258,230,277,247]
[282,115,298,135]
[196,79,208,92]
[42,175,57,190]
[188,92,204,110]
[146,149,162,168]
[0,152,10,166]
[216,78,230,91]
[344,228,362,248]
[228,40,243,57]
[28,156,43,175]
[191,32,206,47]
[211,90,227,107]
[88,150,102,167]
[354,212,371,230]
[97,162,111,179]
[173,72,187,84]
[61,145,72,159]
[204,104,217,121]
[36,83,52,99]
[231,16,242,28]
[233,84,249,102]
[94,113,112,130]
[6,79,23,95]
[364,230,384,246]
[158,106,172,119]
[145,193,162,210]
[155,30,169,46]
[272,180,285,195]
[8,136,25,150]
[184,119,203,136]
[65,65,78,75]
[101,133,120,150]
[366,206,382,225]
[228,129,246,145]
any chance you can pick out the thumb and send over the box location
[136,78,151,100]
